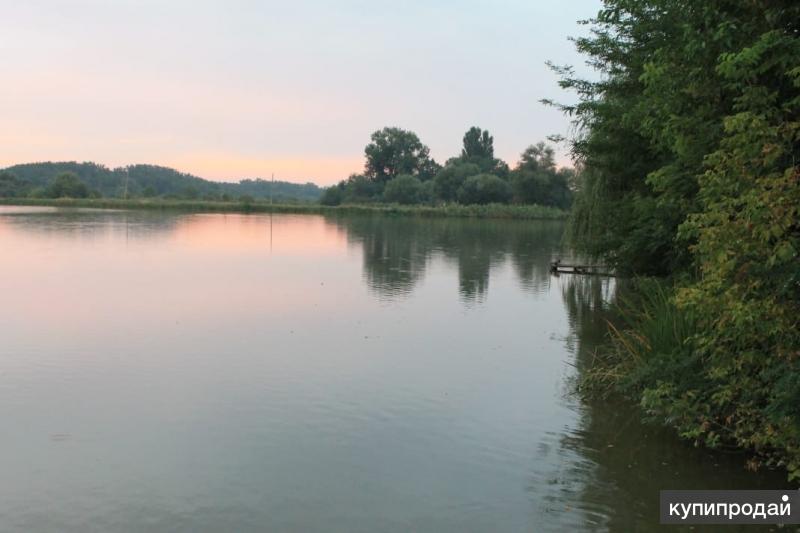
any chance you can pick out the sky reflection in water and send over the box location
[0,207,790,532]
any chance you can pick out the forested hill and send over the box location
[1,162,323,202]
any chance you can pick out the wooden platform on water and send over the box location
[549,261,615,277]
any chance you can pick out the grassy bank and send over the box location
[580,278,800,481]
[0,197,568,220]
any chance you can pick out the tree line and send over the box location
[557,0,800,479]
[320,127,575,208]
[1,132,575,210]
[0,162,323,202]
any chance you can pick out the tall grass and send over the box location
[579,278,698,398]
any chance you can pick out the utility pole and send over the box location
[270,172,274,206]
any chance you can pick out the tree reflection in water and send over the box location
[0,206,183,242]
[326,215,564,303]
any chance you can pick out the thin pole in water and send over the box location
[270,172,274,252]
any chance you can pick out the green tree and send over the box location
[364,127,438,183]
[461,127,494,160]
[553,0,800,478]
[546,1,692,275]
[518,142,555,171]
[46,172,91,198]
[510,143,572,208]
[457,127,509,177]
[676,23,800,477]
[343,174,384,203]
[0,170,22,197]
[383,174,424,205]
[433,162,481,202]
[320,184,344,206]
[457,174,512,205]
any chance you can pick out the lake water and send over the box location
[0,206,793,532]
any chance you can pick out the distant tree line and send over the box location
[0,162,323,202]
[320,127,576,208]
[0,132,575,209]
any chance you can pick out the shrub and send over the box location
[457,174,512,205]
[46,172,91,198]
[433,162,480,202]
[320,185,344,206]
[383,174,424,205]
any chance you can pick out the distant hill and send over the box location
[1,161,323,202]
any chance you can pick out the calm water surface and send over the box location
[0,207,792,532]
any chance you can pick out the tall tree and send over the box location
[364,127,438,183]
[510,143,572,208]
[517,142,555,172]
[458,127,508,176]
[461,127,494,160]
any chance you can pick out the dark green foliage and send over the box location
[232,178,322,202]
[383,174,425,205]
[327,126,573,208]
[457,127,510,177]
[433,162,481,202]
[457,174,512,205]
[11,162,124,197]
[675,19,800,476]
[320,184,345,206]
[347,174,384,202]
[319,173,388,206]
[1,162,322,202]
[46,172,92,198]
[364,127,439,183]
[461,127,494,160]
[510,143,573,209]
[558,0,800,478]
[0,171,26,198]
[547,0,700,275]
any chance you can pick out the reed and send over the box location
[578,278,698,398]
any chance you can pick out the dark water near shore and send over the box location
[0,206,793,532]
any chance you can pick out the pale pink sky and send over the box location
[1,1,599,185]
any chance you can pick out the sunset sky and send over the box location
[2,1,600,185]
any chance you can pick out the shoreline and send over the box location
[0,197,568,220]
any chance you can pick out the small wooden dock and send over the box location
[550,261,615,277]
